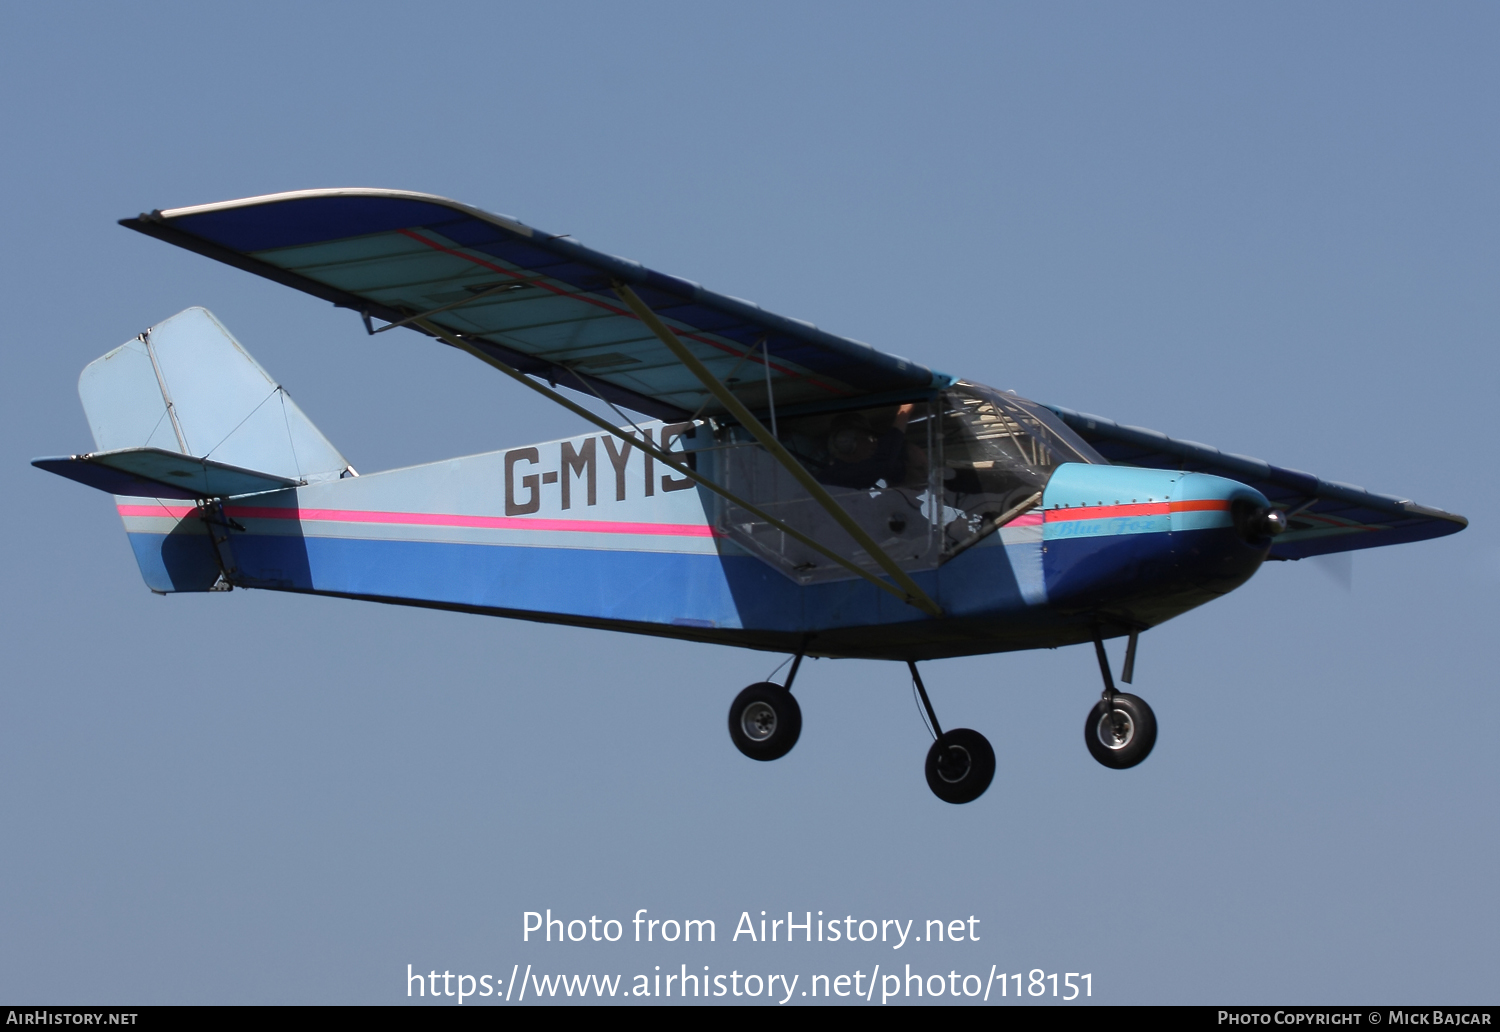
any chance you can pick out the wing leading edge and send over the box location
[121,189,951,422]
[1044,405,1467,559]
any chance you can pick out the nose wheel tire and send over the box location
[1085,692,1157,769]
[924,728,996,804]
[728,682,802,761]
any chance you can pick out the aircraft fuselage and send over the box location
[116,409,1274,661]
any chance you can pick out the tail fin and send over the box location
[76,306,352,481]
[36,307,353,593]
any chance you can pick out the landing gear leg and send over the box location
[728,646,805,761]
[1121,626,1139,684]
[1085,626,1157,769]
[910,661,995,804]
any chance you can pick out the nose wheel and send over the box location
[1086,625,1157,769]
[1085,691,1156,768]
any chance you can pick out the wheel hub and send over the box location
[935,743,972,783]
[741,701,777,741]
[1095,709,1135,750]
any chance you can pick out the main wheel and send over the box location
[924,728,996,804]
[728,682,802,761]
[1085,692,1157,769]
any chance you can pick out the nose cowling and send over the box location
[1040,464,1275,621]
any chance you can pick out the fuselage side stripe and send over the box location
[116,503,718,538]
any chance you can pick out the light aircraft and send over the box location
[34,189,1467,803]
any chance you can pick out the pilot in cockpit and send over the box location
[817,403,921,489]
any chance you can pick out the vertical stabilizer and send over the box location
[78,307,352,483]
[69,307,352,593]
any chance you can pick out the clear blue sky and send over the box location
[1,1,1495,1005]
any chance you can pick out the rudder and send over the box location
[56,307,353,592]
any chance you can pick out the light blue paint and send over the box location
[1003,540,1048,605]
[1042,463,1183,508]
[79,308,351,484]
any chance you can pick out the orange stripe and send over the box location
[1045,499,1230,522]
[1170,499,1233,513]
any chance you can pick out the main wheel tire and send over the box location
[728,682,802,761]
[1085,692,1157,769]
[924,728,996,804]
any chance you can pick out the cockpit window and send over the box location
[772,402,929,492]
[700,382,1101,584]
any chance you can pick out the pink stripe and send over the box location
[1008,512,1044,527]
[119,502,717,538]
[117,503,196,518]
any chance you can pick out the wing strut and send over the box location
[411,318,930,610]
[612,283,942,618]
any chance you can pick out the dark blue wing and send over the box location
[122,189,951,421]
[1044,405,1467,559]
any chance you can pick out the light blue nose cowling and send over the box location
[1039,463,1275,626]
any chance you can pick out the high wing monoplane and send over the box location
[34,190,1467,803]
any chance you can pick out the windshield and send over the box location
[940,383,1100,494]
[935,382,1103,550]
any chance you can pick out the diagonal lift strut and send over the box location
[612,282,942,617]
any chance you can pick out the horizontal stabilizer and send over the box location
[32,447,299,500]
